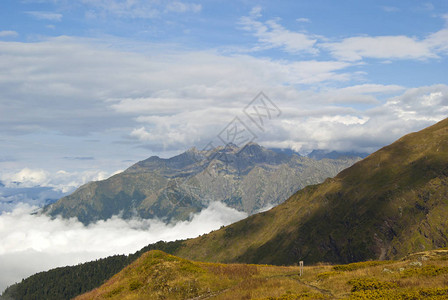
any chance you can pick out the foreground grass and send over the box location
[76,249,448,299]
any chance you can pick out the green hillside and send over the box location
[0,241,183,300]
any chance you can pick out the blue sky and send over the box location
[0,0,448,191]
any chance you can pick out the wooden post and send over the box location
[299,261,304,276]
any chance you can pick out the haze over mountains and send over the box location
[43,143,362,225]
[0,185,62,213]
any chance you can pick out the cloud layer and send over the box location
[0,168,118,193]
[239,7,448,62]
[0,202,247,292]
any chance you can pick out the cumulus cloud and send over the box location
[0,202,247,292]
[118,83,446,154]
[272,84,448,153]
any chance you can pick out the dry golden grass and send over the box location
[76,249,448,300]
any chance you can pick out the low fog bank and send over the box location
[0,202,247,292]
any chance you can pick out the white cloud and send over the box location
[0,31,18,37]
[271,84,448,153]
[4,168,48,187]
[130,126,152,141]
[239,7,448,61]
[165,2,202,13]
[78,0,160,19]
[0,35,355,151]
[336,84,404,94]
[320,84,405,104]
[0,202,247,292]
[296,18,310,23]
[119,84,447,154]
[426,27,448,54]
[422,2,434,11]
[322,14,448,61]
[113,82,446,153]
[0,34,445,166]
[322,35,435,61]
[239,7,318,54]
[383,84,448,121]
[381,6,400,13]
[0,168,117,193]
[25,11,63,21]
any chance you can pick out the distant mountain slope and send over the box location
[43,143,361,224]
[168,118,448,264]
[307,149,369,160]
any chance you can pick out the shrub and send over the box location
[265,292,329,299]
[348,278,398,292]
[333,261,393,272]
[129,280,143,291]
[316,271,340,280]
[401,265,448,278]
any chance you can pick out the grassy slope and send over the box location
[0,241,184,300]
[76,249,448,299]
[171,118,448,264]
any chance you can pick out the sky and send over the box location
[0,0,448,292]
[0,0,447,188]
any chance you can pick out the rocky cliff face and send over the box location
[44,143,362,224]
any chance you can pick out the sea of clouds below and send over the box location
[0,201,248,293]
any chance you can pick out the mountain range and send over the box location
[43,143,361,224]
